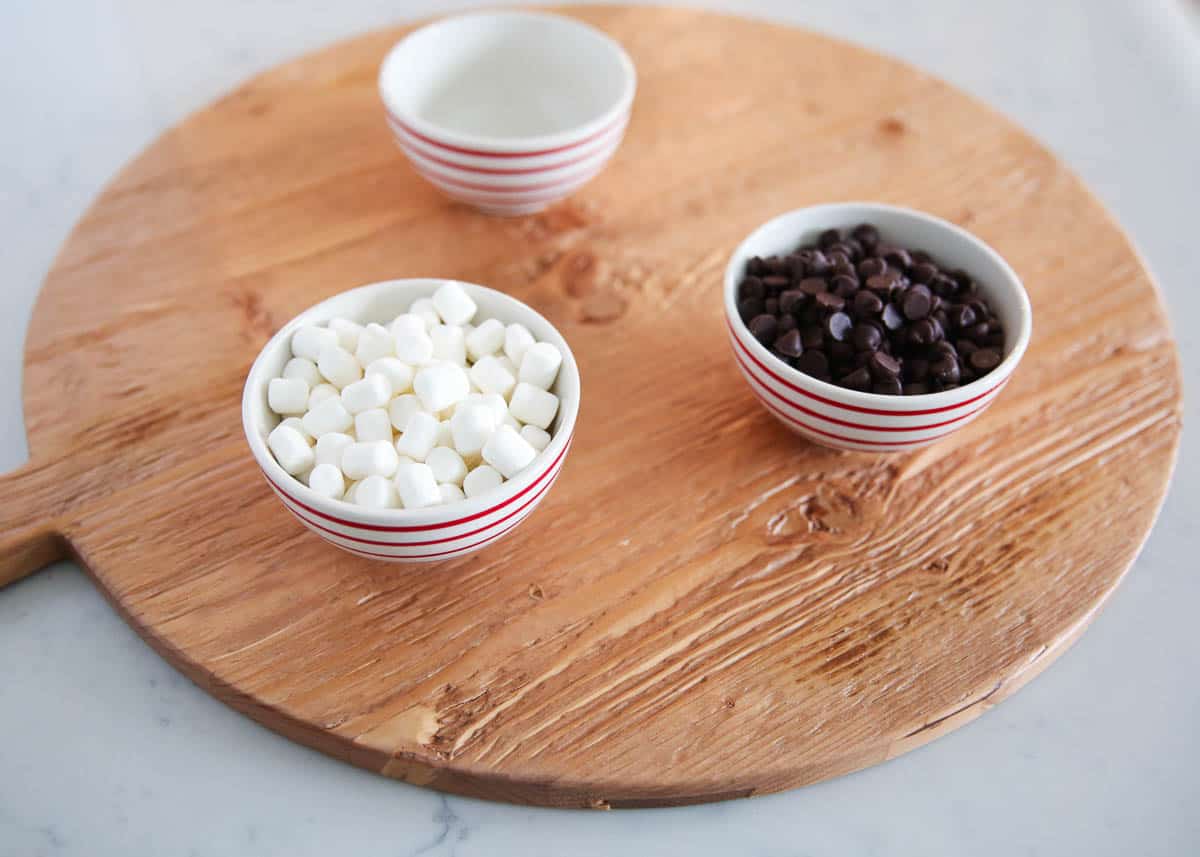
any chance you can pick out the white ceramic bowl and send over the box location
[242,280,579,562]
[379,11,636,216]
[724,203,1032,452]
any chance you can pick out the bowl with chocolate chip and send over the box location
[724,203,1031,451]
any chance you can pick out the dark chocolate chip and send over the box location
[851,223,880,247]
[764,298,779,315]
[832,274,859,297]
[883,247,913,270]
[853,323,882,352]
[795,350,829,377]
[762,275,790,294]
[738,297,764,321]
[902,382,930,395]
[868,351,902,379]
[881,302,905,330]
[773,329,804,358]
[826,311,853,342]
[841,367,872,390]
[739,277,765,300]
[858,257,887,278]
[747,257,768,276]
[909,262,937,284]
[902,284,933,320]
[800,325,825,349]
[873,377,903,395]
[815,292,846,312]
[748,314,778,345]
[798,277,828,296]
[853,290,884,316]
[818,228,842,249]
[779,289,807,315]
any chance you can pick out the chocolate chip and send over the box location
[955,338,978,356]
[739,277,765,300]
[806,251,831,276]
[748,314,778,345]
[868,351,902,379]
[865,273,896,295]
[930,274,958,298]
[908,318,940,345]
[907,358,930,381]
[903,382,930,395]
[762,275,789,294]
[947,304,976,329]
[858,257,887,278]
[902,284,933,320]
[795,350,829,377]
[853,290,884,316]
[909,262,937,284]
[832,275,859,297]
[841,367,872,390]
[800,325,824,349]
[738,297,764,321]
[826,311,853,342]
[883,247,913,270]
[815,292,846,312]
[799,277,828,296]
[778,314,797,335]
[873,377,902,395]
[773,329,804,358]
[764,298,778,315]
[747,257,768,276]
[778,290,807,315]
[881,302,905,330]
[818,228,842,249]
[853,323,882,352]
[932,356,960,385]
[851,223,879,248]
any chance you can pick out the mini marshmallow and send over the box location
[463,464,504,498]
[408,298,442,331]
[414,363,470,413]
[509,382,559,430]
[317,344,362,389]
[307,383,339,409]
[432,281,477,326]
[435,420,454,448]
[308,463,345,499]
[426,446,468,485]
[495,355,518,378]
[365,357,413,394]
[470,355,516,398]
[504,323,536,367]
[268,377,309,415]
[390,313,426,340]
[439,483,466,504]
[280,417,314,445]
[466,318,505,362]
[282,357,322,389]
[395,411,440,461]
[482,425,537,478]
[303,396,354,437]
[479,393,509,424]
[341,373,392,414]
[291,325,338,361]
[355,408,393,443]
[501,412,522,431]
[388,394,424,432]
[268,424,314,475]
[356,474,398,508]
[328,318,364,352]
[314,432,354,468]
[395,463,441,509]
[520,425,551,452]
[393,327,434,365]
[355,322,395,366]
[342,440,400,480]
[450,402,497,457]
[344,480,360,502]
[518,342,562,390]
[430,324,467,365]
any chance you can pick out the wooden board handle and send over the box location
[0,459,70,587]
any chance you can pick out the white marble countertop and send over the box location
[1,1,1197,854]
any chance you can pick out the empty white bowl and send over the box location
[242,280,580,562]
[379,11,636,215]
[724,203,1032,452]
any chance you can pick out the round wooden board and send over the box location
[0,6,1181,808]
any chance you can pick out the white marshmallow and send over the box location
[495,355,518,378]
[394,455,418,474]
[470,355,516,398]
[463,465,504,498]
[341,440,400,480]
[307,383,339,409]
[435,420,454,448]
[291,325,338,361]
[355,408,393,443]
[388,394,424,432]
[355,323,395,366]
[308,463,345,499]
[302,396,354,437]
[429,324,467,365]
[314,432,354,468]
[282,357,321,390]
[466,318,505,362]
[390,313,426,340]
[432,281,477,326]
[482,425,538,479]
[394,331,434,365]
[365,357,413,394]
[280,417,314,445]
[268,424,314,475]
[317,345,362,389]
[479,393,509,424]
[518,342,562,390]
[395,411,440,461]
[355,474,398,509]
[509,383,559,430]
[268,377,309,415]
[408,298,442,331]
[341,373,393,415]
[504,323,536,367]
[414,363,470,413]
[520,425,552,452]
[438,483,466,504]
[501,412,522,431]
[426,447,468,485]
[343,480,360,503]
[328,318,364,352]
[450,402,497,457]
[395,463,441,509]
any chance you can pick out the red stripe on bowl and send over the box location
[336,508,530,560]
[276,462,560,547]
[393,130,623,176]
[726,318,1007,416]
[731,345,996,433]
[409,158,607,195]
[386,110,629,159]
[264,435,571,532]
[749,384,949,447]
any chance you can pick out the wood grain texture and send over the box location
[1,6,1182,807]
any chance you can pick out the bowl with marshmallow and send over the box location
[241,279,579,562]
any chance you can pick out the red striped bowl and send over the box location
[378,12,636,216]
[242,280,580,562]
[724,203,1032,452]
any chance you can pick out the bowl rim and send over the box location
[378,10,637,154]
[723,202,1033,411]
[241,279,580,526]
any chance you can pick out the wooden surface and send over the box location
[0,6,1182,807]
